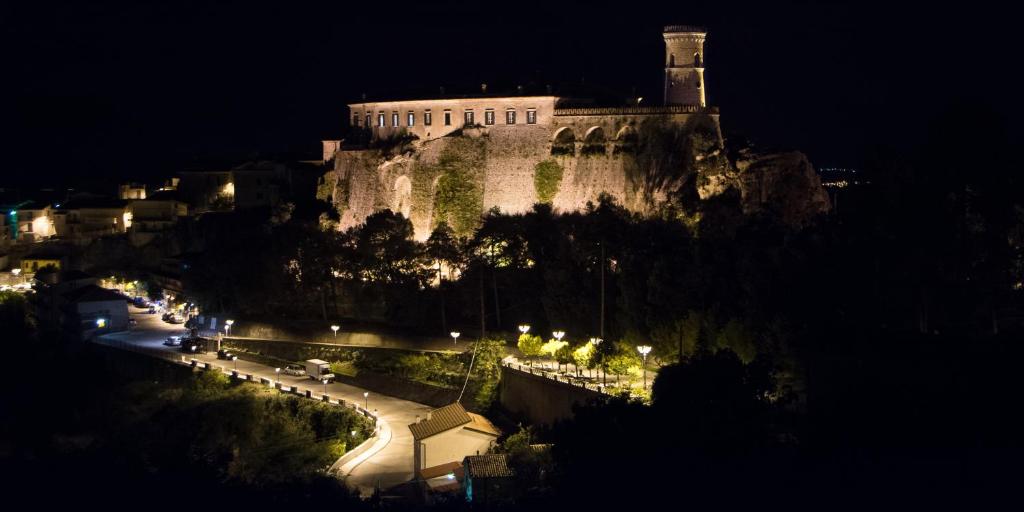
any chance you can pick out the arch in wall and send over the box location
[551,127,576,155]
[615,125,637,142]
[694,52,702,67]
[669,54,675,67]
[393,175,412,218]
[583,126,606,143]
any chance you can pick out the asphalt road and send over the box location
[97,306,433,497]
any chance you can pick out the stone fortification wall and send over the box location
[322,110,828,240]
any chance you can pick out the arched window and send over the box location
[669,54,675,67]
[694,52,702,67]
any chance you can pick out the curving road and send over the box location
[97,306,432,497]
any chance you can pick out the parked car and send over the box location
[163,335,181,346]
[181,341,203,353]
[148,306,157,314]
[161,312,172,321]
[283,364,306,377]
[216,349,234,360]
[128,318,138,327]
[167,315,184,324]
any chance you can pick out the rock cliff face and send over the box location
[697,147,831,228]
[320,126,830,239]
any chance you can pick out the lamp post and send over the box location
[363,391,369,410]
[232,355,238,371]
[450,331,460,346]
[637,345,652,390]
[225,319,234,337]
[331,324,340,338]
[275,367,281,385]
[323,379,329,395]
[551,331,565,371]
[518,324,530,335]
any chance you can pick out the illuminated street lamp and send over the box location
[331,324,340,338]
[637,345,652,390]
[363,391,369,410]
[450,331,460,346]
[275,367,281,385]
[232,355,238,370]
[518,324,530,334]
[225,319,234,337]
[552,330,565,341]
[323,379,329,395]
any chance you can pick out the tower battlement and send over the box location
[663,25,707,107]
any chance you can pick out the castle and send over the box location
[320,26,825,240]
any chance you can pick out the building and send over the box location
[61,284,129,336]
[53,197,130,243]
[126,191,189,246]
[323,26,723,240]
[463,454,514,505]
[409,402,501,479]
[119,183,147,200]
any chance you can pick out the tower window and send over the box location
[353,114,360,126]
[464,110,474,125]
[484,110,495,125]
[669,54,675,67]
[506,110,516,125]
[377,113,385,127]
[694,53,702,67]
[526,110,537,124]
[407,112,415,126]
[444,111,452,126]
[392,112,399,127]
[425,111,432,126]
[366,114,371,127]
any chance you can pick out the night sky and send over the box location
[6,0,1017,191]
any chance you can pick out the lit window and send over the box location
[377,113,385,127]
[407,112,415,126]
[526,110,537,124]
[353,114,360,126]
[392,112,399,127]
[484,110,495,125]
[365,114,371,127]
[444,111,452,126]
[506,110,516,125]
[464,110,474,125]
[425,111,432,126]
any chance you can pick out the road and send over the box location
[97,306,433,497]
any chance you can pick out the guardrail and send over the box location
[503,361,609,394]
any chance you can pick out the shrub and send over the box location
[534,159,564,203]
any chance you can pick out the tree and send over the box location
[517,333,543,364]
[572,342,595,377]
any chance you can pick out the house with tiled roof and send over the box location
[463,454,515,504]
[409,402,501,480]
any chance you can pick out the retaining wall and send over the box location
[499,363,605,426]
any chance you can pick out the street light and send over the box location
[450,331,460,345]
[363,391,369,410]
[232,355,238,370]
[323,379,329,395]
[275,367,281,385]
[331,324,340,338]
[637,345,652,390]
[518,324,530,334]
[225,319,234,337]
[552,330,565,341]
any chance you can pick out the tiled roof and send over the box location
[62,284,127,303]
[465,413,501,437]
[408,402,471,440]
[464,454,513,479]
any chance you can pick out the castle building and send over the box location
[322,26,722,240]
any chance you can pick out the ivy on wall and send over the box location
[533,159,564,204]
[411,137,487,237]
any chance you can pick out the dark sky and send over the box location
[5,0,1018,191]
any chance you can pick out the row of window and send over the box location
[355,109,537,128]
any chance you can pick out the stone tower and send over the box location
[663,25,707,107]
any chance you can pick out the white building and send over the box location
[409,402,500,478]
